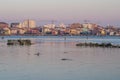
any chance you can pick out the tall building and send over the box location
[22,19,36,28]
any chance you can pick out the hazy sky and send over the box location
[0,0,120,26]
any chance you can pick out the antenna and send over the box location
[28,19,29,28]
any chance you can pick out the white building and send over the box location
[59,23,66,28]
[44,24,55,29]
[82,23,97,30]
[22,19,36,28]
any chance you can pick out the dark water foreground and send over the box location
[0,36,120,80]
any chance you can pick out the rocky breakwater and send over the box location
[76,42,120,48]
[7,39,32,46]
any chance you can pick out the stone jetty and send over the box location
[7,39,32,45]
[76,42,120,48]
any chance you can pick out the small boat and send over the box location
[34,52,40,56]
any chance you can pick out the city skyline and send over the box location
[0,0,120,26]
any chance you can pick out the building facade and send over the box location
[22,19,36,28]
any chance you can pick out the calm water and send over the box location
[0,36,120,80]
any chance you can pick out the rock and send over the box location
[61,58,72,61]
[7,39,32,46]
[64,52,68,53]
[76,42,120,48]
[34,52,40,56]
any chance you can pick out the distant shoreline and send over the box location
[0,34,120,37]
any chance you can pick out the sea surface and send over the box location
[0,36,120,80]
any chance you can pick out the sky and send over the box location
[0,0,120,26]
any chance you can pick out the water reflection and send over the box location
[0,40,120,80]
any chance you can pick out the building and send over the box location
[59,23,66,28]
[43,24,56,35]
[43,27,52,35]
[82,23,98,30]
[11,23,20,28]
[100,29,106,35]
[2,27,11,35]
[22,19,36,28]
[0,22,9,28]
[70,29,78,35]
[70,23,82,29]
[44,24,55,29]
[10,27,18,35]
[69,23,82,35]
[0,22,10,35]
